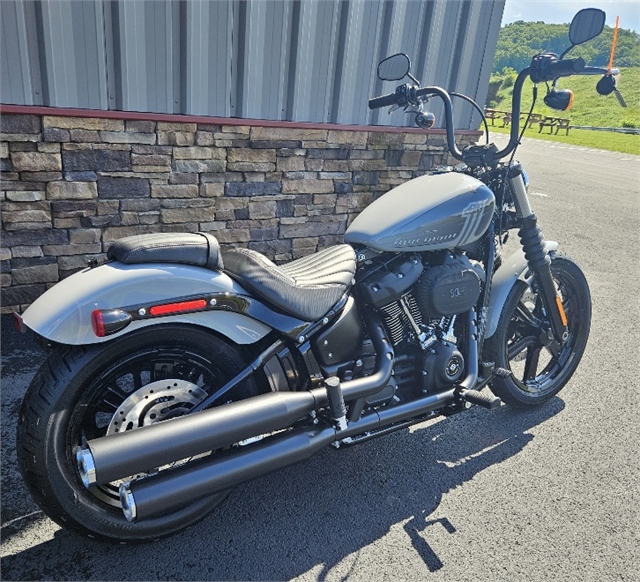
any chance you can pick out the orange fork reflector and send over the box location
[555,296,568,327]
[149,299,207,317]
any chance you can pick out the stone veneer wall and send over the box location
[1,112,479,313]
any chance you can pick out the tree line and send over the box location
[493,21,640,74]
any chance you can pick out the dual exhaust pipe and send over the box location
[114,387,456,522]
[77,314,474,523]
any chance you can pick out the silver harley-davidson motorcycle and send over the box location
[15,8,617,542]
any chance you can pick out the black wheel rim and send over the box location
[67,343,228,509]
[505,271,586,396]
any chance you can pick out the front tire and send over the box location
[485,253,591,407]
[17,325,260,542]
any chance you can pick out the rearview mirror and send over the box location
[377,54,410,81]
[596,74,616,96]
[569,8,606,46]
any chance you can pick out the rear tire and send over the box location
[17,325,260,542]
[485,253,591,407]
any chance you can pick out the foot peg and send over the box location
[458,388,502,410]
[325,376,348,431]
[481,362,511,379]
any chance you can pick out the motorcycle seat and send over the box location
[107,232,223,270]
[224,245,357,321]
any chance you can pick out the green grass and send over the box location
[487,125,640,155]
[487,67,639,154]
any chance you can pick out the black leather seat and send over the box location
[107,233,223,270]
[224,245,357,321]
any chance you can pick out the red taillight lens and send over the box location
[91,310,106,337]
[91,309,132,337]
[149,299,207,316]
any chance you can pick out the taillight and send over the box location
[91,298,209,337]
[91,310,106,337]
[91,309,132,337]
[148,299,207,316]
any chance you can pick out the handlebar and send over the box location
[547,57,585,78]
[530,57,585,83]
[495,60,609,160]
[368,85,465,162]
[368,57,613,166]
[368,92,398,109]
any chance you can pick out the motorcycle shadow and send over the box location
[0,392,564,581]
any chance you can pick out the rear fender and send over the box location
[484,241,559,339]
[21,262,273,345]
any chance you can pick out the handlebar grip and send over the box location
[368,93,398,109]
[544,57,585,80]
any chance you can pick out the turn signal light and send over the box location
[91,309,132,337]
[544,88,574,111]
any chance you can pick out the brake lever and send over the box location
[387,104,401,114]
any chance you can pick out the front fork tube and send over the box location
[509,165,568,347]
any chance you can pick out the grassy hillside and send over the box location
[488,67,640,129]
[493,21,639,73]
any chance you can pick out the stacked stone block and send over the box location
[1,113,477,312]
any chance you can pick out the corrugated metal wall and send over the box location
[1,0,504,129]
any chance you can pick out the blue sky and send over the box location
[502,0,639,32]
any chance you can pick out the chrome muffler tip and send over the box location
[119,483,137,522]
[76,446,97,488]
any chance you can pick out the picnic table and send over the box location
[484,109,570,135]
[484,108,508,125]
[538,116,571,135]
[484,109,543,129]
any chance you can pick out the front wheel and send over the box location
[17,325,261,542]
[485,253,591,407]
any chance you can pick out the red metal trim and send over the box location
[0,104,482,137]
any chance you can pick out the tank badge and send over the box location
[462,200,491,215]
[458,200,491,244]
[393,232,457,248]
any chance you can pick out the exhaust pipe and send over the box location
[120,387,457,522]
[78,317,394,487]
[80,390,321,486]
[120,426,337,521]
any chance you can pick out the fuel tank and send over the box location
[344,173,495,252]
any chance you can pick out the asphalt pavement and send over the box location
[1,134,639,581]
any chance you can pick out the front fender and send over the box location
[484,241,559,339]
[21,262,271,345]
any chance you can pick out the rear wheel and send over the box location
[485,253,591,407]
[17,325,261,542]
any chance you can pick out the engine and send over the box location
[357,251,484,401]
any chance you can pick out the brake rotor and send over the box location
[106,379,207,436]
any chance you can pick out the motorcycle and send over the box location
[14,8,616,542]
